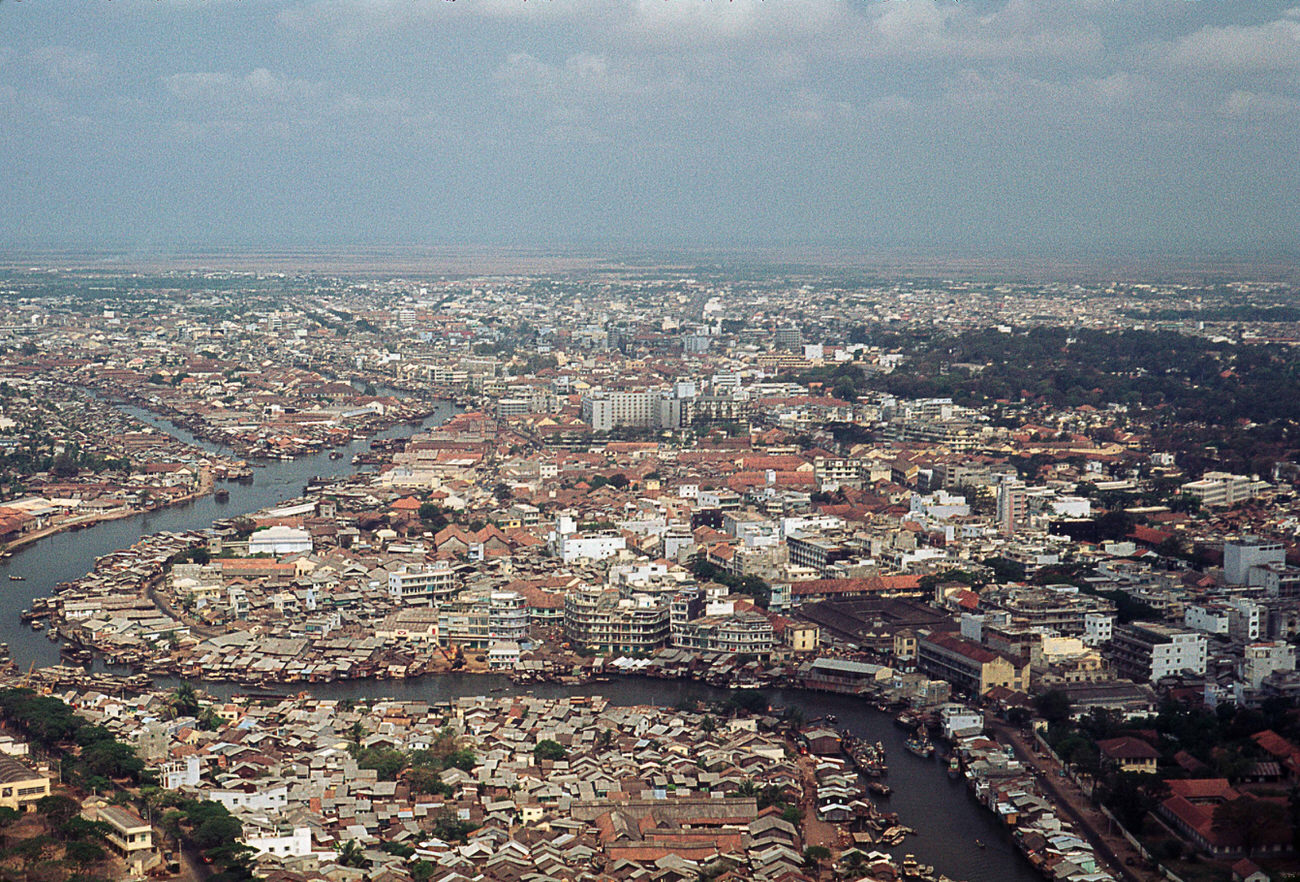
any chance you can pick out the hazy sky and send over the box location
[2,1,1298,257]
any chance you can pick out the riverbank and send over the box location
[95,386,452,460]
[0,669,1040,882]
[1,466,217,556]
[974,719,1156,882]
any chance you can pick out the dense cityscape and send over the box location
[0,265,1295,882]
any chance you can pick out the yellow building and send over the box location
[893,629,917,662]
[917,631,1030,695]
[83,800,156,874]
[785,623,820,652]
[0,755,49,811]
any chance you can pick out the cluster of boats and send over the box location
[842,732,891,795]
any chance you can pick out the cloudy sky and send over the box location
[2,0,1298,257]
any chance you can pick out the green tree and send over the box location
[79,740,144,781]
[727,690,768,714]
[1214,796,1290,856]
[168,683,202,719]
[418,502,448,530]
[337,839,369,869]
[534,739,567,762]
[803,845,831,869]
[355,747,406,781]
[1035,689,1072,725]
[64,840,106,867]
[35,794,80,831]
[406,767,452,797]
[193,813,242,852]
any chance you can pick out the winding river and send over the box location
[0,401,1036,882]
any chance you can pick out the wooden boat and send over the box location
[905,731,934,758]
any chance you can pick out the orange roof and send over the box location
[1252,730,1300,761]
[791,575,922,596]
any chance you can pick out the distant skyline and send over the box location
[2,1,1298,259]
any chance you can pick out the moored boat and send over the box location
[905,730,934,758]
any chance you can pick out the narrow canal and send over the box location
[0,401,1037,882]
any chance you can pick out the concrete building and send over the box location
[161,755,202,790]
[785,622,820,652]
[0,755,48,811]
[1249,563,1300,598]
[487,640,522,670]
[917,631,1030,695]
[1180,472,1268,509]
[377,607,441,645]
[1110,622,1207,683]
[207,783,289,814]
[248,525,313,556]
[997,480,1029,536]
[1083,612,1114,647]
[554,532,627,564]
[388,561,458,606]
[1224,536,1286,586]
[672,602,776,658]
[242,820,313,859]
[563,586,669,654]
[1184,603,1232,636]
[1244,641,1296,690]
[438,590,529,648]
[85,802,155,872]
[1227,598,1265,643]
[580,388,689,432]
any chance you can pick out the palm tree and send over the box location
[337,839,369,868]
[803,845,831,878]
[167,683,201,719]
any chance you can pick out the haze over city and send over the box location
[2,0,1298,260]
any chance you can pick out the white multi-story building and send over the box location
[437,590,529,648]
[1244,641,1297,690]
[248,525,313,556]
[1227,597,1265,642]
[241,821,313,859]
[388,562,458,606]
[554,532,626,564]
[160,755,201,790]
[1111,622,1207,682]
[1084,613,1114,647]
[698,489,742,511]
[671,600,776,658]
[205,783,289,814]
[909,489,970,521]
[1180,473,1269,509]
[1224,536,1286,585]
[580,388,688,432]
[1184,603,1231,636]
[564,587,670,653]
